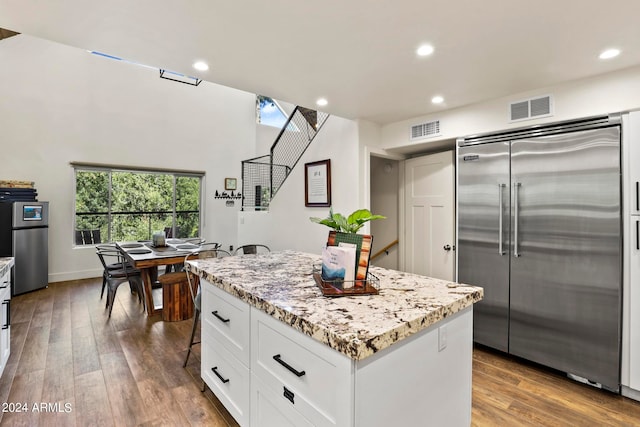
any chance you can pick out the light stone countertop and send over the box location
[0,258,14,278]
[186,250,483,361]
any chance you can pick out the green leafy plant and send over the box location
[310,207,386,234]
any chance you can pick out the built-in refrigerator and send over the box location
[457,115,622,392]
[0,201,49,295]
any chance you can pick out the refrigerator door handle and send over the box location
[498,184,506,255]
[514,182,521,257]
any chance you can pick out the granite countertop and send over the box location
[0,257,14,278]
[186,250,483,361]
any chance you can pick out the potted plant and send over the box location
[311,208,385,284]
[309,207,386,234]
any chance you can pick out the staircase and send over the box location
[0,28,19,41]
[241,106,330,210]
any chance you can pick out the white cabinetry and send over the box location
[201,279,473,426]
[250,307,352,427]
[0,267,11,378]
[201,283,251,426]
[627,111,640,394]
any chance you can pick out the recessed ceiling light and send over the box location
[599,49,620,60]
[431,95,444,104]
[416,44,434,57]
[316,98,328,107]
[193,61,209,71]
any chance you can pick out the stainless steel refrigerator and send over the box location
[457,115,622,392]
[0,201,49,295]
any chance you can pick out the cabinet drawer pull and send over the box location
[273,354,306,377]
[283,386,295,404]
[211,366,230,383]
[2,299,9,330]
[0,281,8,289]
[211,310,230,323]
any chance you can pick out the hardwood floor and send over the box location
[0,277,239,427]
[472,346,640,426]
[0,277,639,426]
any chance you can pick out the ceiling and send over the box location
[1,1,639,125]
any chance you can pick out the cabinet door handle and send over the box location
[2,300,9,330]
[636,220,639,251]
[636,182,639,212]
[211,366,230,383]
[211,310,230,323]
[283,386,295,404]
[273,354,306,377]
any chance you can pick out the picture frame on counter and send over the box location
[305,159,331,207]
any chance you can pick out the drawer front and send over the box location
[251,373,314,427]
[0,271,9,292]
[251,308,352,427]
[202,338,250,426]
[202,281,250,366]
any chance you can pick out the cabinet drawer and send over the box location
[251,308,352,427]
[0,271,9,292]
[202,281,250,366]
[202,338,250,426]
[251,373,314,427]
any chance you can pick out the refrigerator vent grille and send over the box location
[509,95,553,122]
[410,120,440,140]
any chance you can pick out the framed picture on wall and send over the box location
[225,178,237,190]
[305,159,331,207]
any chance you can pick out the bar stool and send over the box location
[183,246,231,367]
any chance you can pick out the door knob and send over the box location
[443,244,452,251]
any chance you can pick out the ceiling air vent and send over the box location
[509,95,553,122]
[410,120,440,141]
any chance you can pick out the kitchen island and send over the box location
[0,257,13,378]
[186,250,483,426]
[0,257,13,279]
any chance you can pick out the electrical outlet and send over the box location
[438,325,447,352]
[229,245,233,251]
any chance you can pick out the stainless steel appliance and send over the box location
[457,115,622,392]
[0,201,49,295]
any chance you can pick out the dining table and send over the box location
[116,239,202,317]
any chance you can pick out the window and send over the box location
[256,95,288,128]
[74,165,202,245]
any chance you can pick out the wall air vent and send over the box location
[509,95,553,122]
[410,120,441,141]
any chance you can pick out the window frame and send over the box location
[72,162,204,246]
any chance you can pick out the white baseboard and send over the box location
[49,268,102,284]
[622,385,640,402]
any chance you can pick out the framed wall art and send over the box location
[305,159,331,207]
[225,177,237,190]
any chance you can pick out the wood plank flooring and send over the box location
[0,277,639,426]
[0,277,238,427]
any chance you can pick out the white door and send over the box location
[404,151,455,280]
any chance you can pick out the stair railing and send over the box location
[242,106,329,210]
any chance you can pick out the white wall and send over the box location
[369,157,399,270]
[379,65,640,154]
[0,35,257,282]
[238,115,361,254]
